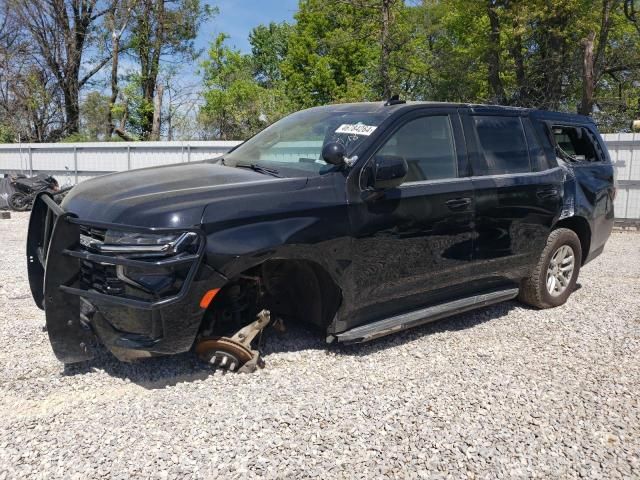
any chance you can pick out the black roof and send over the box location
[308,101,594,125]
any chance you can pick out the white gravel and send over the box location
[0,211,639,479]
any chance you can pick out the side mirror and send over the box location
[371,155,408,190]
[322,142,346,166]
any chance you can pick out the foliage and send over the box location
[0,124,14,143]
[199,34,292,140]
[9,0,114,137]
[3,0,640,143]
[249,22,292,87]
[80,92,111,140]
[124,0,213,139]
[280,0,378,107]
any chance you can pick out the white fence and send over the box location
[0,141,240,185]
[604,133,640,221]
[0,135,639,220]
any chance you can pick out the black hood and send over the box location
[61,162,308,227]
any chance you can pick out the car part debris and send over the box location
[195,309,271,373]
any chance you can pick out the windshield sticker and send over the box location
[335,124,377,136]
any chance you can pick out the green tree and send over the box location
[409,0,640,126]
[0,124,14,143]
[80,91,111,140]
[11,0,112,137]
[199,34,291,140]
[129,0,212,140]
[281,0,378,107]
[249,22,292,87]
[280,0,434,108]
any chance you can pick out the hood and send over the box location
[61,162,308,228]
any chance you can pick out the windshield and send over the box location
[223,107,389,175]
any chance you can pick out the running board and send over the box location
[336,288,519,343]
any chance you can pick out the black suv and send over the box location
[27,102,615,372]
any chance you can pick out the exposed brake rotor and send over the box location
[195,309,271,373]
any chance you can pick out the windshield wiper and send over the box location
[235,163,282,177]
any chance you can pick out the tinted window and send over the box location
[377,115,457,182]
[523,118,551,171]
[531,119,558,168]
[472,116,531,175]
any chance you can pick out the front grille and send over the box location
[78,225,125,295]
[79,260,125,295]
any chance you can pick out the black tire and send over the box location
[8,192,30,211]
[518,228,582,309]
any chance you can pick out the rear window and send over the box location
[551,125,604,163]
[472,116,531,175]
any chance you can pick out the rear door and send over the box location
[461,110,564,282]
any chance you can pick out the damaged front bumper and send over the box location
[27,193,225,363]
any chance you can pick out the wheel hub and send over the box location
[195,309,271,373]
[195,337,256,372]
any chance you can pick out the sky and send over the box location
[198,0,299,53]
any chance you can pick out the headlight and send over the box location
[104,230,181,245]
[97,231,199,255]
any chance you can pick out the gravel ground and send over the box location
[0,211,639,479]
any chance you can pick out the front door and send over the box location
[344,109,476,330]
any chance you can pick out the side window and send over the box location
[552,125,603,163]
[523,118,551,171]
[376,115,457,182]
[472,116,531,175]
[531,119,558,168]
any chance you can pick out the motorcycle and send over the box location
[8,174,70,211]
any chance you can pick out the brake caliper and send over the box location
[195,309,271,373]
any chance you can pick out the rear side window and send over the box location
[472,116,531,175]
[377,115,457,182]
[552,125,603,163]
[523,118,551,171]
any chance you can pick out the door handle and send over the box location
[445,197,472,211]
[536,187,559,199]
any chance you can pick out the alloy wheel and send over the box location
[546,244,575,297]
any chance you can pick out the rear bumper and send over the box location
[27,193,226,363]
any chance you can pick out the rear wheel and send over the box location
[8,192,30,211]
[518,228,582,309]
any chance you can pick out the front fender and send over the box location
[199,174,353,332]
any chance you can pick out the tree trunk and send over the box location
[379,0,392,99]
[579,32,596,115]
[486,1,506,104]
[108,30,120,138]
[509,15,527,105]
[63,70,80,135]
[151,83,163,140]
[579,0,614,116]
[11,0,109,139]
[135,0,165,139]
[538,24,566,110]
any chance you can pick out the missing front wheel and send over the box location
[195,309,271,373]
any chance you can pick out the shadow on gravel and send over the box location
[60,300,526,388]
[333,300,525,357]
[62,347,214,390]
[60,324,326,389]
